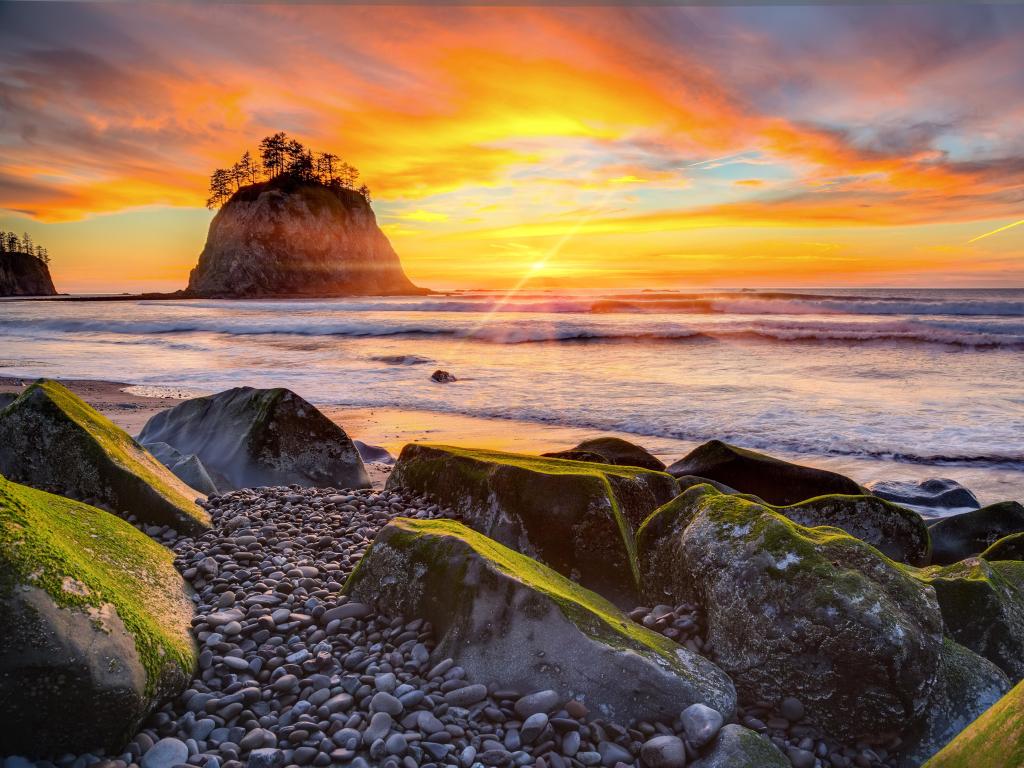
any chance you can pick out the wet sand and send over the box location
[2,375,1019,504]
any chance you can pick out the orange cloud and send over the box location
[1,4,1022,288]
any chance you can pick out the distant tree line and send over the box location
[0,230,50,264]
[207,132,371,209]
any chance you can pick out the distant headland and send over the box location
[0,230,57,297]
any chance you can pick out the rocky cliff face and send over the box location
[0,252,57,296]
[187,178,422,297]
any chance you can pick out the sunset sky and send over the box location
[1,3,1023,293]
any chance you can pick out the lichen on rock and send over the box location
[916,557,1024,681]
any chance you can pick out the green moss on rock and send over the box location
[982,531,1024,561]
[385,443,679,604]
[344,517,736,723]
[922,679,1024,768]
[0,475,196,756]
[916,557,1024,680]
[637,485,944,742]
[690,724,789,768]
[0,379,209,534]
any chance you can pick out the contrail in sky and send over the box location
[968,218,1024,244]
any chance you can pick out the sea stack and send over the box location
[0,251,57,296]
[187,175,422,297]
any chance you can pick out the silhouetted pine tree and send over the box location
[207,133,371,209]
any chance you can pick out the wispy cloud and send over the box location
[1,3,1022,288]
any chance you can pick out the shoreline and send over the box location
[1,374,1020,506]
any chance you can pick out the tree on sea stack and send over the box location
[188,132,421,297]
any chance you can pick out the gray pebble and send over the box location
[140,738,188,768]
[680,703,724,748]
[639,735,686,768]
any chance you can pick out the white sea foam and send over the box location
[2,289,1022,487]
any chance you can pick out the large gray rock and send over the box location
[0,476,196,757]
[901,639,1010,767]
[0,379,209,534]
[344,517,737,724]
[689,725,789,768]
[918,557,1024,681]
[666,440,863,505]
[385,444,679,603]
[187,178,421,297]
[637,485,944,741]
[139,387,369,492]
[927,501,1024,565]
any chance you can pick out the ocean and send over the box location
[2,287,1022,504]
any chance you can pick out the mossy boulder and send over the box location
[982,531,1024,561]
[637,485,944,742]
[901,639,1010,767]
[543,436,666,471]
[766,493,931,566]
[917,557,1024,681]
[344,517,736,723]
[927,501,1024,565]
[665,440,864,505]
[139,386,369,492]
[0,380,209,534]
[689,724,789,768]
[385,444,679,603]
[0,475,196,757]
[922,678,1024,768]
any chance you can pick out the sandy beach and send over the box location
[3,374,1020,505]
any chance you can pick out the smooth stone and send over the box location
[779,697,805,723]
[444,684,488,707]
[640,735,686,768]
[515,690,561,719]
[238,729,275,751]
[680,704,724,748]
[370,691,404,715]
[322,603,370,623]
[597,741,632,766]
[141,739,189,768]
[384,733,407,755]
[364,712,393,744]
[521,713,549,744]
